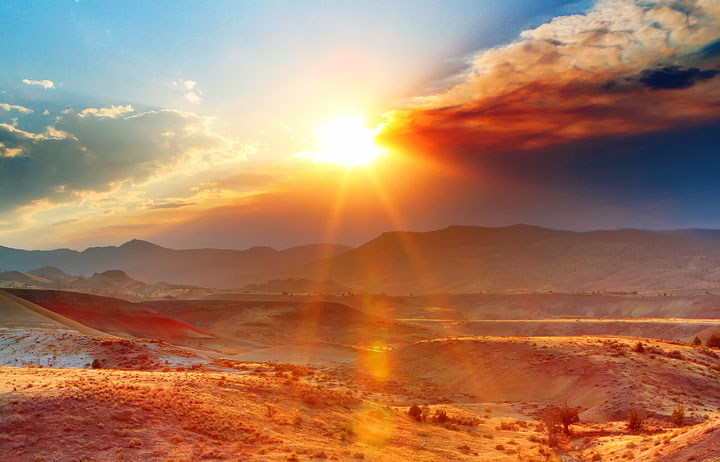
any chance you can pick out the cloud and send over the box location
[148,201,196,209]
[0,106,244,212]
[78,104,134,118]
[0,103,33,114]
[174,79,202,103]
[21,79,55,89]
[637,65,719,89]
[380,0,720,157]
[184,91,202,103]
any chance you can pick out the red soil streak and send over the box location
[7,289,212,340]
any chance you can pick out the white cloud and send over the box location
[174,79,202,103]
[0,103,33,114]
[78,104,134,118]
[21,79,55,89]
[184,91,201,103]
[0,107,246,212]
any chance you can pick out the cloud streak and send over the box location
[0,103,33,114]
[21,79,55,89]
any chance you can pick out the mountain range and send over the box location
[0,240,350,289]
[3,225,720,294]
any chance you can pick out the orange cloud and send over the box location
[379,0,720,161]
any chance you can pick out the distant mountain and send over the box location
[6,225,720,294]
[296,225,720,294]
[0,241,352,288]
[0,266,197,301]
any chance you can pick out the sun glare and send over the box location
[299,115,385,167]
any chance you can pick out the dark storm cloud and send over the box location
[699,39,720,59]
[638,66,719,90]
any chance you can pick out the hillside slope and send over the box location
[0,240,352,288]
[0,289,111,337]
[5,289,220,348]
[300,225,720,294]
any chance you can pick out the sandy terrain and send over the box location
[2,334,720,461]
[0,328,207,370]
[3,288,720,461]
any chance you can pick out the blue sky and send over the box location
[0,0,589,135]
[1,0,719,250]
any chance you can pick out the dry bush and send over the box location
[556,404,579,435]
[545,415,559,448]
[627,409,644,432]
[266,404,277,419]
[707,334,720,349]
[408,404,422,422]
[498,421,520,431]
[671,404,685,427]
[433,409,448,424]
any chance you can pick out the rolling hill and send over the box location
[0,240,351,289]
[299,225,720,294]
[5,225,720,294]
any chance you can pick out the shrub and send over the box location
[627,409,643,432]
[91,359,101,369]
[692,336,702,346]
[707,334,720,349]
[671,404,685,427]
[265,404,277,419]
[545,415,559,447]
[560,408,579,434]
[633,342,645,353]
[408,404,422,422]
[433,409,448,424]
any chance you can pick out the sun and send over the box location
[298,115,385,167]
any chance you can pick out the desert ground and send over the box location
[2,288,720,461]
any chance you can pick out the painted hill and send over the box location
[141,299,433,349]
[5,289,215,345]
[0,289,110,336]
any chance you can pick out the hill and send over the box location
[4,289,222,349]
[0,289,110,336]
[299,225,720,294]
[141,299,434,352]
[239,277,350,294]
[6,224,720,295]
[0,240,352,288]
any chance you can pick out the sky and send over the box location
[0,0,719,250]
